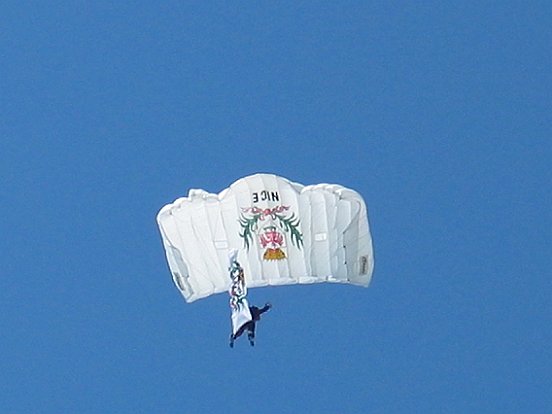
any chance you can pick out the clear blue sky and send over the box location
[1,2,550,413]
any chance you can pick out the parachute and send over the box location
[157,173,374,303]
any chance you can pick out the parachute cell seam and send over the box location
[169,208,199,300]
[201,201,228,288]
[189,212,218,293]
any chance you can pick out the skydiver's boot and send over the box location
[248,332,255,347]
[229,334,235,348]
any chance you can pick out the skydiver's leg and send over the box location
[230,321,253,347]
[234,322,249,339]
[247,323,256,346]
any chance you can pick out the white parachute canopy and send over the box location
[157,174,374,303]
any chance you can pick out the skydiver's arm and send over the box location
[259,303,272,314]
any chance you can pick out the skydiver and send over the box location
[229,302,272,347]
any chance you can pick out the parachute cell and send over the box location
[157,174,374,302]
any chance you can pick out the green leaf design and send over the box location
[239,213,260,250]
[276,213,303,249]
